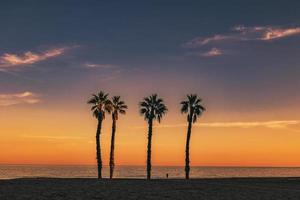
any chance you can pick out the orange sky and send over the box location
[1,100,300,167]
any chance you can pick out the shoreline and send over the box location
[2,176,300,180]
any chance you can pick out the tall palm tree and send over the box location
[139,94,168,179]
[87,91,112,179]
[181,94,205,179]
[109,96,128,179]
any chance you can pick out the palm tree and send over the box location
[181,94,205,179]
[87,91,112,179]
[139,94,168,179]
[109,96,128,179]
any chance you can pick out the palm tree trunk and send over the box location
[147,118,153,180]
[96,117,103,179]
[109,116,116,179]
[185,119,192,179]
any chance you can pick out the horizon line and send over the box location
[1,163,300,168]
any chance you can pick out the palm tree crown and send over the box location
[111,96,128,120]
[88,91,112,119]
[140,94,168,122]
[181,94,205,123]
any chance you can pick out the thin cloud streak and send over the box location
[0,47,70,69]
[200,48,223,57]
[184,25,300,48]
[193,120,300,129]
[132,120,300,130]
[233,26,300,41]
[263,27,300,40]
[84,63,115,69]
[183,35,230,48]
[0,91,40,106]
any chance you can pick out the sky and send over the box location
[1,0,300,166]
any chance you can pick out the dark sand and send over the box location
[1,178,300,199]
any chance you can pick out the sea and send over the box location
[1,165,300,180]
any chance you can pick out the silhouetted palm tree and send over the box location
[109,96,128,179]
[140,94,168,179]
[87,91,112,179]
[181,94,205,179]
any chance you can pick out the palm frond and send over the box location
[180,101,189,113]
[88,91,110,119]
[193,114,197,123]
[181,94,205,123]
[120,105,128,109]
[139,94,167,122]
[93,109,99,118]
[140,101,149,108]
[87,97,97,104]
[110,96,127,119]
[91,105,97,111]
[119,109,126,114]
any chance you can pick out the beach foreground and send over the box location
[1,178,300,200]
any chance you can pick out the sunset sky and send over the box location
[1,0,300,167]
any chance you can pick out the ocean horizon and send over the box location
[1,164,300,180]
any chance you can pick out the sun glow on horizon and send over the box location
[1,102,300,167]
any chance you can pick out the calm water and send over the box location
[1,165,300,180]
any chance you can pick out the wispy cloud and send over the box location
[200,48,223,57]
[184,25,300,48]
[0,91,40,106]
[233,25,300,41]
[84,62,122,82]
[183,35,230,48]
[262,27,300,40]
[0,47,70,70]
[193,120,300,129]
[84,63,115,69]
[133,120,300,131]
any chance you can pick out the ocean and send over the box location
[1,165,300,179]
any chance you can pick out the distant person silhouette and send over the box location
[166,173,169,179]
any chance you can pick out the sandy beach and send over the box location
[1,178,300,200]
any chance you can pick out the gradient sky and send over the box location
[1,0,300,166]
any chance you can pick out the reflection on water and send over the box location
[1,165,300,179]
